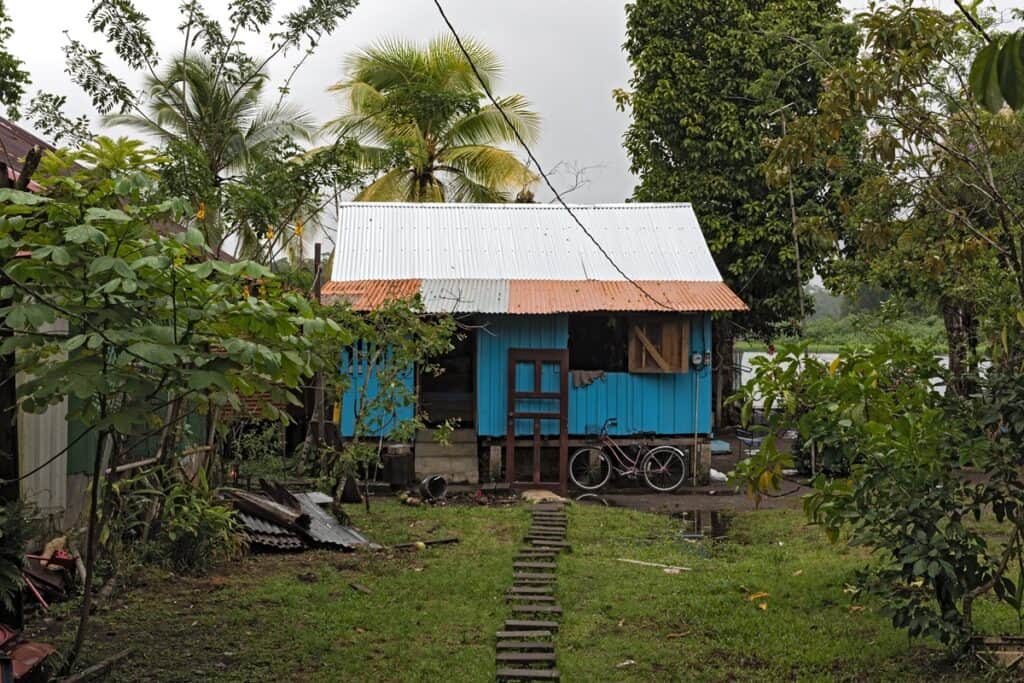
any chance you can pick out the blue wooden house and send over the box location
[326,203,746,491]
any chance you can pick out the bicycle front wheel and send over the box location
[569,447,612,491]
[641,446,689,492]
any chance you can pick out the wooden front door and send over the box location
[505,349,568,493]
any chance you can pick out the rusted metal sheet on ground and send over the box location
[247,532,305,551]
[235,513,293,536]
[231,485,371,552]
[291,492,371,550]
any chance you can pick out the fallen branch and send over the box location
[616,558,691,572]
[224,489,310,529]
[59,648,132,683]
[391,537,460,550]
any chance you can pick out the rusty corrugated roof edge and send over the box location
[323,279,747,314]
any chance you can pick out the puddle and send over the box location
[672,510,733,539]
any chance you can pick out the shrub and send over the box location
[0,502,38,612]
[103,468,245,575]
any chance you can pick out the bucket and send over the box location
[418,475,448,501]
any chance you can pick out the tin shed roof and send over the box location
[328,203,746,313]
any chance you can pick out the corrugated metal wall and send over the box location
[476,313,712,437]
[17,320,68,524]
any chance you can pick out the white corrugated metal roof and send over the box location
[419,279,508,313]
[331,203,724,282]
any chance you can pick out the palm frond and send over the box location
[444,171,509,203]
[445,95,541,147]
[439,144,536,192]
[356,167,415,201]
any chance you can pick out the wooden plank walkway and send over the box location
[495,502,569,682]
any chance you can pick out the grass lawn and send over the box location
[39,500,1019,681]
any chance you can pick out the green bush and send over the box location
[0,502,39,612]
[104,468,245,575]
[733,333,1024,650]
[159,471,246,574]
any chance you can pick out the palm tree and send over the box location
[104,56,316,259]
[324,36,540,202]
[104,56,313,180]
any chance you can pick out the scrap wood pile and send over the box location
[0,538,79,681]
[225,480,373,552]
[0,624,55,682]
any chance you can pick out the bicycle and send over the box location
[568,418,690,492]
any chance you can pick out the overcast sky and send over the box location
[5,1,1020,205]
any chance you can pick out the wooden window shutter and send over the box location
[628,317,690,373]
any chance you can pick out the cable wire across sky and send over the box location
[430,0,677,312]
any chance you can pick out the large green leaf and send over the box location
[85,207,132,223]
[126,341,178,366]
[997,34,1024,110]
[65,224,108,245]
[0,188,49,205]
[970,41,1005,113]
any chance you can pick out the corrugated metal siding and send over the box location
[476,315,569,437]
[420,279,508,313]
[332,203,723,282]
[17,320,68,522]
[507,280,746,313]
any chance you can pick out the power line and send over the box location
[430,0,675,312]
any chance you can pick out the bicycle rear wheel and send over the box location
[569,447,612,490]
[641,446,689,492]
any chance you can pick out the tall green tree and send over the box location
[0,0,29,117]
[27,0,363,263]
[619,0,860,414]
[104,56,314,183]
[772,2,1024,393]
[325,36,540,202]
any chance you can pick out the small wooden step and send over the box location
[530,540,570,549]
[497,640,556,651]
[496,651,558,664]
[505,619,559,631]
[515,553,556,561]
[513,562,556,571]
[495,630,553,639]
[509,585,553,594]
[496,668,560,681]
[513,574,557,583]
[517,548,558,555]
[507,594,556,603]
[512,604,562,615]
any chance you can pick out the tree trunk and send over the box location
[713,321,738,427]
[942,300,978,397]
[63,429,110,674]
